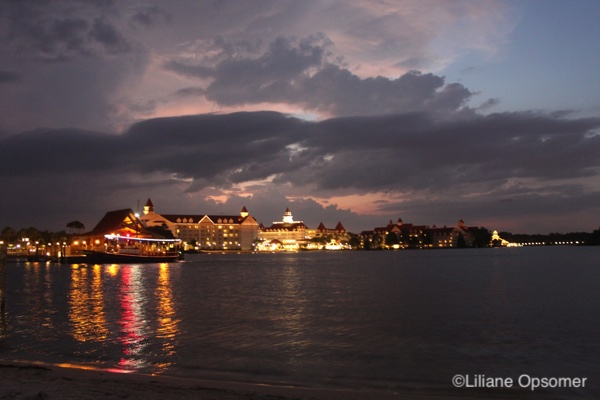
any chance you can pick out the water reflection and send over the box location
[41,264,55,331]
[69,265,108,343]
[118,265,149,371]
[5,250,600,398]
[154,263,179,371]
[276,266,309,350]
[107,264,118,277]
[20,263,56,340]
[64,263,180,372]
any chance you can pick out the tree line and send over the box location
[1,220,85,245]
[500,230,600,245]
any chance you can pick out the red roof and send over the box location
[335,222,346,232]
[86,209,146,236]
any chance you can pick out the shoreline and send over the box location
[0,360,511,400]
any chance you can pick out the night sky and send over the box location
[1,0,599,234]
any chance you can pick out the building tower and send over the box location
[143,198,154,215]
[282,207,294,224]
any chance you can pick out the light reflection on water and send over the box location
[117,265,148,371]
[155,263,179,370]
[69,264,108,344]
[2,248,600,398]
[6,262,181,372]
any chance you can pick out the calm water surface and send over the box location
[1,247,599,398]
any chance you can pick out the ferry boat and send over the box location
[82,234,182,264]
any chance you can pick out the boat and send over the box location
[82,234,182,264]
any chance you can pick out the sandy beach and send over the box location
[0,361,510,400]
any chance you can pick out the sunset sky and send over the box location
[1,0,599,234]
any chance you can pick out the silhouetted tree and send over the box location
[146,224,175,239]
[1,226,17,243]
[471,227,492,248]
[66,221,85,234]
[310,236,329,245]
[385,232,399,247]
[348,234,361,249]
[456,232,467,248]
[589,228,600,246]
[17,227,42,242]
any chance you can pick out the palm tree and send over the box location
[66,221,85,234]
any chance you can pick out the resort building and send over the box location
[303,221,352,250]
[361,218,428,249]
[427,225,455,248]
[140,199,259,251]
[361,218,479,248]
[311,221,348,237]
[257,208,309,251]
[490,230,511,247]
[451,219,478,247]
[75,208,151,252]
[138,199,177,234]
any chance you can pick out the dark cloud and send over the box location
[0,1,150,132]
[0,71,20,83]
[0,128,119,176]
[2,111,598,190]
[89,17,132,55]
[164,62,215,80]
[165,35,474,117]
[477,97,501,111]
[1,110,598,232]
[0,3,499,134]
[375,184,600,233]
[174,87,205,97]
[1,1,133,61]
[128,5,171,29]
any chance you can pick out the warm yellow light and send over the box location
[107,265,118,276]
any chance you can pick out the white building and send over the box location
[257,208,309,251]
[140,199,259,251]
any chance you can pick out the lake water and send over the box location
[1,247,599,398]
